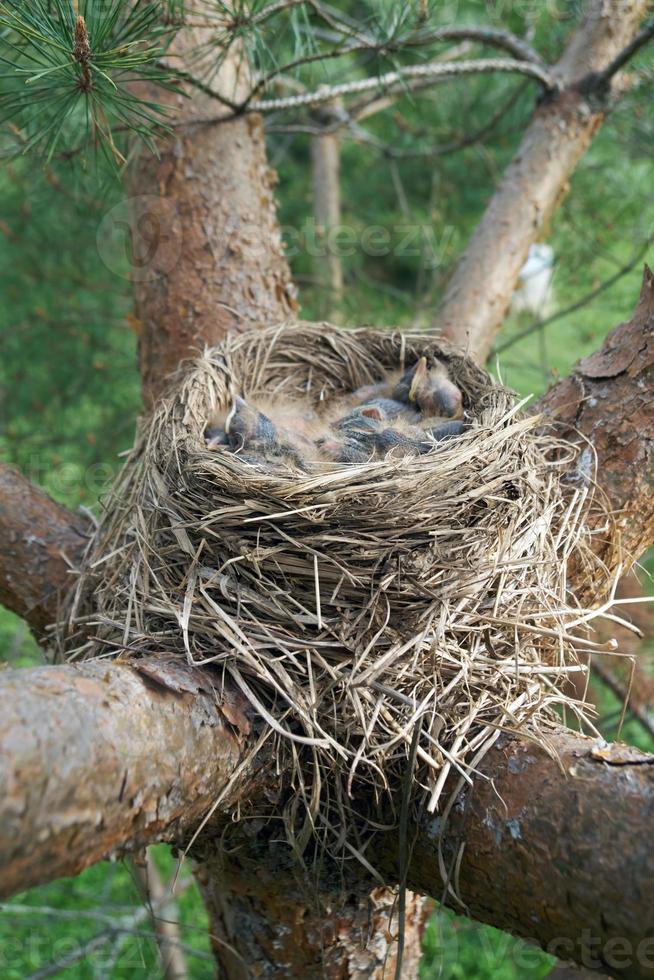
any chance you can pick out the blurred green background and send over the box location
[1,0,653,975]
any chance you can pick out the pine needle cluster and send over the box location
[0,0,180,163]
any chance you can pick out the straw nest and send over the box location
[61,322,614,862]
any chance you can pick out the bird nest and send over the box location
[61,322,613,862]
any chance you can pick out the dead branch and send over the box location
[132,850,189,980]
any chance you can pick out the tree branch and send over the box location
[2,655,654,976]
[406,26,545,66]
[404,731,654,978]
[0,658,266,900]
[596,17,654,85]
[0,463,88,635]
[537,265,654,568]
[435,0,651,364]
[246,58,555,113]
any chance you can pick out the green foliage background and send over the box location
[0,0,652,976]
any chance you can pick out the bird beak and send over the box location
[408,357,428,402]
[225,395,246,434]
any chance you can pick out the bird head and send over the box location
[409,359,463,418]
[225,395,278,449]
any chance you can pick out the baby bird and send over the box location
[394,356,463,419]
[370,427,426,456]
[319,432,373,463]
[226,396,315,471]
[346,380,393,406]
[333,407,385,431]
[320,407,376,458]
[392,359,424,403]
[363,397,420,421]
[225,396,278,451]
[409,357,463,419]
[334,399,418,433]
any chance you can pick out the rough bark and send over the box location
[0,659,264,900]
[0,463,87,635]
[196,860,430,979]
[538,265,654,568]
[129,30,297,406]
[2,657,654,977]
[404,732,654,980]
[435,0,650,364]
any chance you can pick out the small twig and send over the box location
[27,932,112,980]
[593,659,654,743]
[405,25,545,67]
[244,19,545,102]
[251,0,311,27]
[394,719,423,980]
[156,61,241,111]
[18,878,196,980]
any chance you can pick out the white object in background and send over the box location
[511,243,555,316]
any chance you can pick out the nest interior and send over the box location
[62,322,611,862]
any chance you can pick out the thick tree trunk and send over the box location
[196,859,430,979]
[435,0,650,364]
[129,30,297,406]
